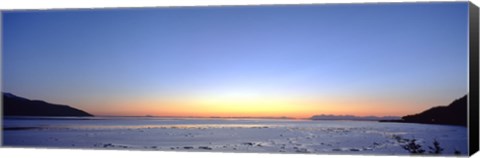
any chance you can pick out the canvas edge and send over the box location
[0,2,476,157]
[469,1,480,156]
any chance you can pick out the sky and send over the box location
[2,2,469,118]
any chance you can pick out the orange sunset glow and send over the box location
[83,92,452,118]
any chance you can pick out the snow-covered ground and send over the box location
[2,117,468,156]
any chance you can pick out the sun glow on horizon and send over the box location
[84,91,428,119]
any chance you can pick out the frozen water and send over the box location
[2,117,468,155]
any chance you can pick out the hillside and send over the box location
[380,95,467,126]
[3,92,93,117]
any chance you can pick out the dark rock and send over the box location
[242,142,255,146]
[103,143,114,148]
[198,146,213,150]
[350,148,360,151]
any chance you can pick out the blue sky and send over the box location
[2,2,469,117]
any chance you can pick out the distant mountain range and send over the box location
[310,114,400,121]
[380,95,467,126]
[3,92,93,117]
[311,95,468,126]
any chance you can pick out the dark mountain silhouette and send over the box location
[310,114,400,121]
[3,92,93,117]
[380,95,467,126]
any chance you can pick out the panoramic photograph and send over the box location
[2,2,470,156]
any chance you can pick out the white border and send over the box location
[0,0,479,158]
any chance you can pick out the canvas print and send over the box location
[1,2,474,156]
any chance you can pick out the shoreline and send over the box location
[378,119,468,127]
